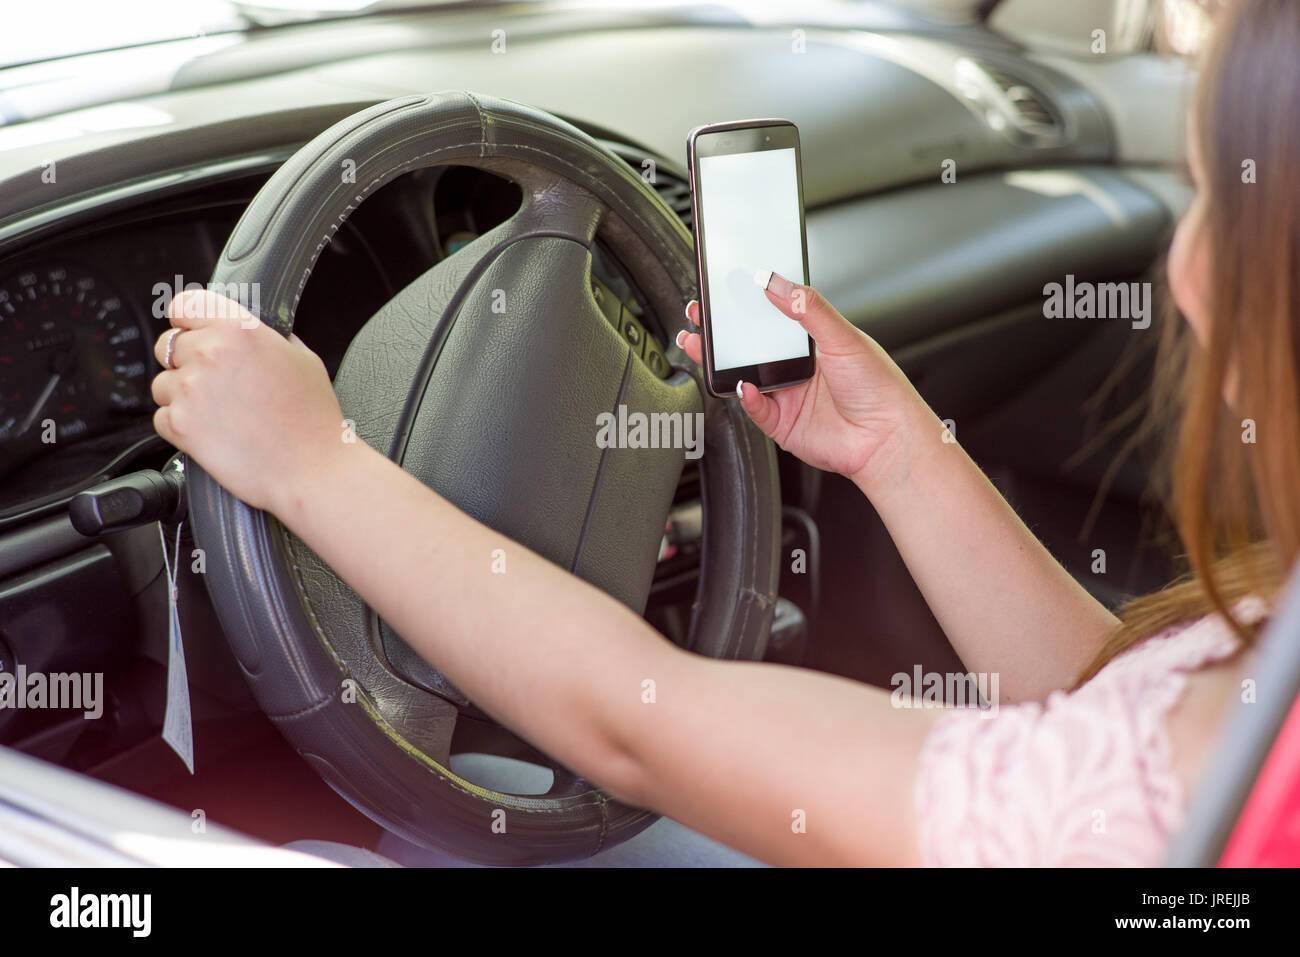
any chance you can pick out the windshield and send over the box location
[0,0,988,71]
[1,1,246,68]
[0,0,499,69]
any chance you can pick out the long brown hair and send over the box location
[1075,0,1300,685]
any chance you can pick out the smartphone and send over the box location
[687,118,814,398]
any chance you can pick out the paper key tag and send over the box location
[159,524,194,774]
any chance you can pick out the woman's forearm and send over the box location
[853,394,1118,702]
[272,438,932,866]
[686,278,1115,701]
[273,439,679,803]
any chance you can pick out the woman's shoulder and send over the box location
[913,596,1267,866]
[1098,594,1266,682]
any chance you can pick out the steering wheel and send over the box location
[185,91,781,866]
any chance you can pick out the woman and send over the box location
[148,0,1296,866]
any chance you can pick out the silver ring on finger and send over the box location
[164,329,183,370]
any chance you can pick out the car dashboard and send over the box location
[0,0,1188,825]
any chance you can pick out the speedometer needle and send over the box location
[17,372,61,437]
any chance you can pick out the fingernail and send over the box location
[684,300,697,320]
[764,271,794,300]
[736,380,746,400]
[675,329,688,348]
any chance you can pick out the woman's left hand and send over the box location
[150,289,346,514]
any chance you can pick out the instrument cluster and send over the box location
[0,262,153,474]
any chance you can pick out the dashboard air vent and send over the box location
[605,142,694,230]
[651,172,694,230]
[980,64,1060,133]
[954,58,1066,148]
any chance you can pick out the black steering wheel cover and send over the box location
[186,91,781,864]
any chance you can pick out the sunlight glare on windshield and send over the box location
[240,0,383,9]
[0,0,243,68]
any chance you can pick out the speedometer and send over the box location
[0,264,152,462]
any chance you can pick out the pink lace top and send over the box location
[915,599,1266,866]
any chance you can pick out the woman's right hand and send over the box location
[678,272,935,493]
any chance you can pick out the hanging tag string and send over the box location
[158,519,195,773]
[157,520,183,603]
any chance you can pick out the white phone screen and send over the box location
[697,146,809,372]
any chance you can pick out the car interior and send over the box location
[0,0,1222,865]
